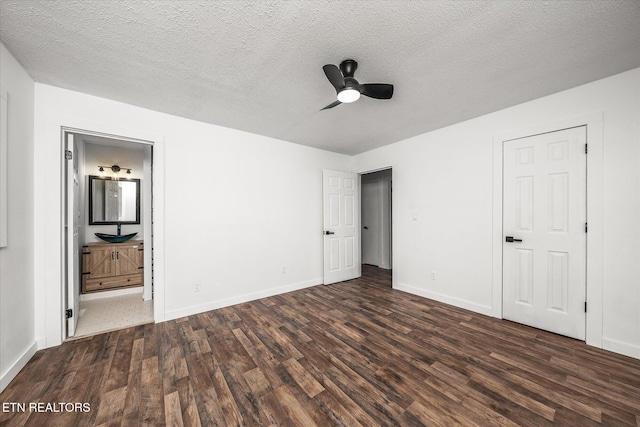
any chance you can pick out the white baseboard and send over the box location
[0,341,38,393]
[603,337,640,360]
[395,282,494,317]
[80,286,143,301]
[164,278,323,321]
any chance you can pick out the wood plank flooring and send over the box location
[2,265,639,426]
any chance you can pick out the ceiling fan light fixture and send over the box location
[337,88,360,103]
[321,60,393,110]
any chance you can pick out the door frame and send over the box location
[361,170,393,269]
[357,165,395,283]
[35,112,165,349]
[61,127,156,339]
[361,180,381,266]
[491,112,604,348]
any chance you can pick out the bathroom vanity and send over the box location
[81,240,144,293]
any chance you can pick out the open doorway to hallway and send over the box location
[361,169,392,272]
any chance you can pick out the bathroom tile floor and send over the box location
[73,293,154,338]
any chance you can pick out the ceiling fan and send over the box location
[321,59,394,110]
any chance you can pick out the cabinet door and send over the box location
[84,246,115,278]
[116,246,141,275]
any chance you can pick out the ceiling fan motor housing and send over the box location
[343,77,360,91]
[340,59,358,78]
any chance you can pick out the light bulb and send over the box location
[337,88,360,103]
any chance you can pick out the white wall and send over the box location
[354,68,640,359]
[0,43,36,391]
[33,84,351,347]
[161,132,347,318]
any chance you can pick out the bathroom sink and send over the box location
[95,232,138,243]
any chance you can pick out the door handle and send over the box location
[363,226,369,229]
[324,231,335,235]
[505,236,522,242]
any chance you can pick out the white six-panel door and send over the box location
[323,170,360,285]
[503,126,586,340]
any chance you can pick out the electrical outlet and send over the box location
[281,265,287,274]
[193,281,201,292]
[431,271,437,280]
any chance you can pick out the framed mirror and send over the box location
[88,175,141,224]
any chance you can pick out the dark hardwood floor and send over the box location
[1,265,639,426]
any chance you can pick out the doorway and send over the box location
[63,129,154,338]
[502,126,586,340]
[361,169,392,270]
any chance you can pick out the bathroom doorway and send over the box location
[63,129,154,339]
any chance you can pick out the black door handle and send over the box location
[364,226,369,229]
[324,231,335,235]
[505,236,522,242]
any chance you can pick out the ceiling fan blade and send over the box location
[360,83,394,99]
[323,64,345,92]
[320,100,342,111]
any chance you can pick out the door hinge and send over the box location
[585,222,588,233]
[65,308,73,319]
[584,302,587,313]
[585,143,588,154]
[65,150,73,160]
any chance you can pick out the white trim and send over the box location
[603,338,640,359]
[35,113,165,348]
[395,282,494,317]
[164,278,322,321]
[357,165,393,175]
[584,117,604,349]
[491,112,604,348]
[491,136,503,318]
[151,138,165,322]
[0,342,37,393]
[142,146,153,301]
[59,127,154,145]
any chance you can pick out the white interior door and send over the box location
[323,170,360,285]
[362,181,380,266]
[503,126,586,340]
[65,133,80,337]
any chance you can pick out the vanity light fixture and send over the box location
[98,165,132,180]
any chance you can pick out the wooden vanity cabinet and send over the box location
[82,240,143,293]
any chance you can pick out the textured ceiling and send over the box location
[1,1,639,155]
